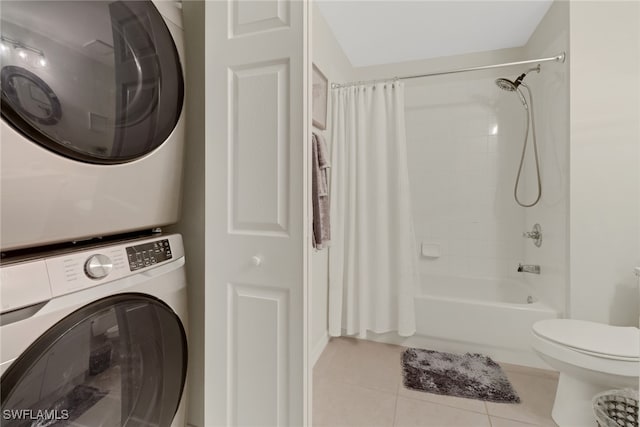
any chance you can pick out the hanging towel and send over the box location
[312,132,331,249]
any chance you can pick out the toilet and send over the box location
[531,269,640,427]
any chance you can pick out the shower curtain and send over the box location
[328,81,418,338]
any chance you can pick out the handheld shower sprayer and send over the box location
[495,65,542,207]
[495,66,539,107]
[495,73,526,91]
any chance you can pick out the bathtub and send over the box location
[412,275,560,367]
[367,275,561,369]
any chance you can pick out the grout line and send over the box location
[318,374,399,397]
[498,363,559,381]
[342,381,399,397]
[391,385,400,427]
[488,415,541,426]
[397,393,491,416]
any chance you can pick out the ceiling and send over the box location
[316,1,554,67]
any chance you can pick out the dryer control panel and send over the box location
[0,234,184,314]
[126,239,172,271]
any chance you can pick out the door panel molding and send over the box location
[230,0,290,38]
[227,283,289,426]
[228,59,290,237]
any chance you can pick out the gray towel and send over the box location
[312,133,331,249]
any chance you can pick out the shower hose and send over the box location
[514,83,542,208]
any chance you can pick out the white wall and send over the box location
[168,1,205,425]
[569,1,640,326]
[355,49,533,286]
[521,0,570,315]
[310,4,354,362]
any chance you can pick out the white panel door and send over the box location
[204,1,310,426]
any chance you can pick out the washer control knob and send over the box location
[85,254,113,279]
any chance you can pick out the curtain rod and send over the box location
[331,52,566,89]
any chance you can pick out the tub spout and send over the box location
[517,263,540,274]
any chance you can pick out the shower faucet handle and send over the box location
[523,223,542,247]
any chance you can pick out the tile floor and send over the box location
[313,337,559,427]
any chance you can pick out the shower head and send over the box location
[496,73,529,106]
[496,78,517,91]
[495,73,526,92]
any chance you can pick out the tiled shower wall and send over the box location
[521,0,569,316]
[404,75,526,282]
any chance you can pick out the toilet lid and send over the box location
[533,319,640,360]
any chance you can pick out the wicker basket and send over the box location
[593,389,639,427]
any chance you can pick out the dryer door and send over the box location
[0,0,183,164]
[0,294,187,426]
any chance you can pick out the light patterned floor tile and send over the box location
[313,338,559,427]
[394,396,491,427]
[321,337,405,393]
[313,377,397,427]
[397,383,487,414]
[485,371,558,426]
[490,416,545,426]
[313,337,341,377]
[499,362,559,380]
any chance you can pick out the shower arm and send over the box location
[522,65,541,78]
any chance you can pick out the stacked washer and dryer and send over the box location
[0,1,189,425]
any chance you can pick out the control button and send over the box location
[84,254,113,280]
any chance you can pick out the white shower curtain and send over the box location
[328,81,419,338]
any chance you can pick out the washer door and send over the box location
[1,294,187,426]
[0,1,184,164]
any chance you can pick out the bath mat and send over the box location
[401,348,520,403]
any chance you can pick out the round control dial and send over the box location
[84,254,113,279]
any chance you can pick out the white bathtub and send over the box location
[420,275,542,304]
[366,275,560,369]
[413,275,560,367]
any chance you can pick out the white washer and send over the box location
[0,1,186,251]
[0,233,188,426]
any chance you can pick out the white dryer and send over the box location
[0,233,188,426]
[0,1,186,251]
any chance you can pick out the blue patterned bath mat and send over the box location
[401,348,520,403]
